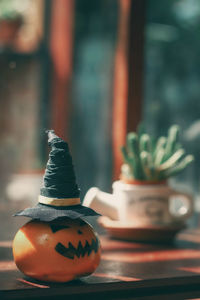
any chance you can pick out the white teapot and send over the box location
[83,180,193,227]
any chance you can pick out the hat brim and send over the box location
[14,203,100,222]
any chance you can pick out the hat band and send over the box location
[38,195,81,206]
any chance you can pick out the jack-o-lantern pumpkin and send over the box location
[13,218,101,282]
[13,131,101,282]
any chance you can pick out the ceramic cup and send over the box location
[113,181,193,226]
[83,180,193,227]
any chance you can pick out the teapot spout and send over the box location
[83,187,118,220]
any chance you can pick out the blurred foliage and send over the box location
[0,0,31,21]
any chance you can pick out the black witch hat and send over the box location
[14,130,99,222]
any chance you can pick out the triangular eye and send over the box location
[50,224,71,233]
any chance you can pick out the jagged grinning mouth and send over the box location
[55,238,100,259]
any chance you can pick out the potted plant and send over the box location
[83,124,194,228]
[0,0,25,48]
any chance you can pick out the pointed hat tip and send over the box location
[46,130,58,142]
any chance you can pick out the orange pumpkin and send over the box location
[12,218,101,282]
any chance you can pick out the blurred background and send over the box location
[0,0,200,239]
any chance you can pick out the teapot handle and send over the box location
[168,190,193,222]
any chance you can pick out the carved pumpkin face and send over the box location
[12,218,101,282]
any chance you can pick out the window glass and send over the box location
[70,0,118,197]
[143,0,200,211]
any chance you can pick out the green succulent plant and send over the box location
[121,124,194,181]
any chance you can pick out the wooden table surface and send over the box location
[1,229,200,299]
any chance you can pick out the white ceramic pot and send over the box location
[83,180,193,227]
